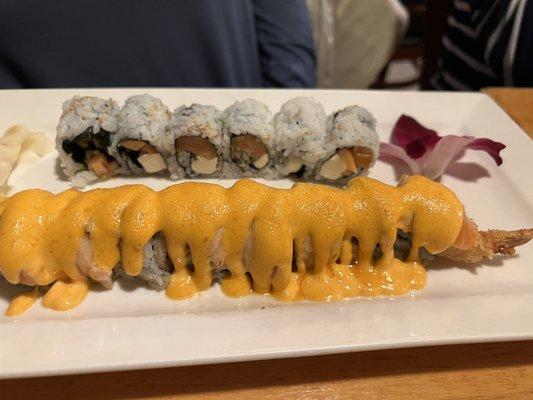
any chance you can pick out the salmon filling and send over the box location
[230,134,269,170]
[175,136,219,175]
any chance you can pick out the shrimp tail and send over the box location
[440,228,533,264]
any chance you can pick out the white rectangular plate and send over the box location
[0,89,532,379]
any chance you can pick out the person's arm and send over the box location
[252,0,316,87]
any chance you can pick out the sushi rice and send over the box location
[273,97,327,178]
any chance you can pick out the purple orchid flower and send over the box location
[379,115,506,179]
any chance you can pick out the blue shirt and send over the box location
[0,0,316,88]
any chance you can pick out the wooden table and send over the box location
[2,88,532,400]
[483,87,533,138]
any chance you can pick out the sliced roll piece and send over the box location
[111,94,172,175]
[56,96,122,187]
[170,104,224,178]
[222,99,275,178]
[273,97,327,178]
[316,105,379,184]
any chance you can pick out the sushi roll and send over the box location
[273,97,327,178]
[170,104,224,178]
[222,99,275,178]
[111,94,172,175]
[315,105,379,183]
[56,96,121,187]
[3,177,532,316]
